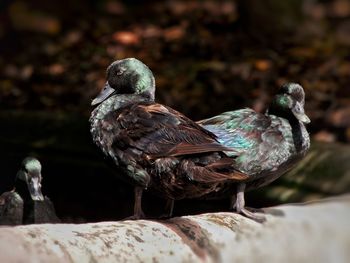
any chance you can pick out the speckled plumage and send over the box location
[0,157,60,225]
[198,84,310,190]
[90,58,247,219]
[0,191,23,225]
[198,83,310,221]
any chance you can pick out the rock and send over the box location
[0,195,349,263]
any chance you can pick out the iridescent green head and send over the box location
[91,58,155,106]
[270,83,310,124]
[15,157,44,201]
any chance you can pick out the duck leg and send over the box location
[133,186,146,219]
[160,198,175,218]
[124,186,146,220]
[165,199,174,217]
[157,198,175,219]
[232,183,265,223]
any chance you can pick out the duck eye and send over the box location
[116,69,124,75]
[116,66,126,76]
[294,103,301,112]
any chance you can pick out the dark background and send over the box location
[0,0,349,222]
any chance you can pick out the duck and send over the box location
[198,83,310,221]
[90,58,248,219]
[0,157,60,225]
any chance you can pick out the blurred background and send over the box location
[0,0,349,222]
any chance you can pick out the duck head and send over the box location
[269,83,310,124]
[15,157,44,201]
[91,58,156,106]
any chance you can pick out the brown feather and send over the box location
[111,103,233,158]
[205,158,236,169]
[149,142,237,158]
[181,160,248,183]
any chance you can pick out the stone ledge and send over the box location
[0,195,349,263]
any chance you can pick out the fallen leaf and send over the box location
[63,31,83,47]
[337,62,350,77]
[303,2,325,20]
[164,26,185,41]
[167,1,199,15]
[105,1,125,15]
[288,47,316,59]
[48,64,65,76]
[327,107,350,127]
[329,0,350,18]
[254,59,272,71]
[142,25,162,38]
[20,65,33,80]
[9,2,61,34]
[313,131,336,143]
[112,31,140,45]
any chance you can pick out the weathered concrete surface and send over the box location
[0,195,349,263]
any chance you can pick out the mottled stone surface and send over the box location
[0,195,349,263]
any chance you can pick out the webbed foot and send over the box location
[231,183,266,223]
[239,207,266,223]
[123,211,146,220]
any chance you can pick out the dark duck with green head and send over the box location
[198,83,310,221]
[0,157,60,225]
[90,58,248,219]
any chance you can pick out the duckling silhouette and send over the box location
[0,157,60,225]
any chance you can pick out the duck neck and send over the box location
[91,94,153,120]
[269,108,309,153]
[15,178,39,224]
[14,179,32,201]
[289,117,309,153]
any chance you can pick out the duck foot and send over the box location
[123,212,146,221]
[232,183,266,223]
[239,207,266,223]
[244,206,265,214]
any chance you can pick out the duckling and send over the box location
[90,58,247,219]
[0,157,60,225]
[198,83,310,221]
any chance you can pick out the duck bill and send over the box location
[91,82,116,106]
[28,176,44,201]
[292,110,311,124]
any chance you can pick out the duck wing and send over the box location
[112,103,238,158]
[0,191,23,225]
[198,108,292,174]
[198,108,268,152]
[101,103,247,184]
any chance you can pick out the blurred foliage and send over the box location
[0,0,349,143]
[1,0,350,221]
